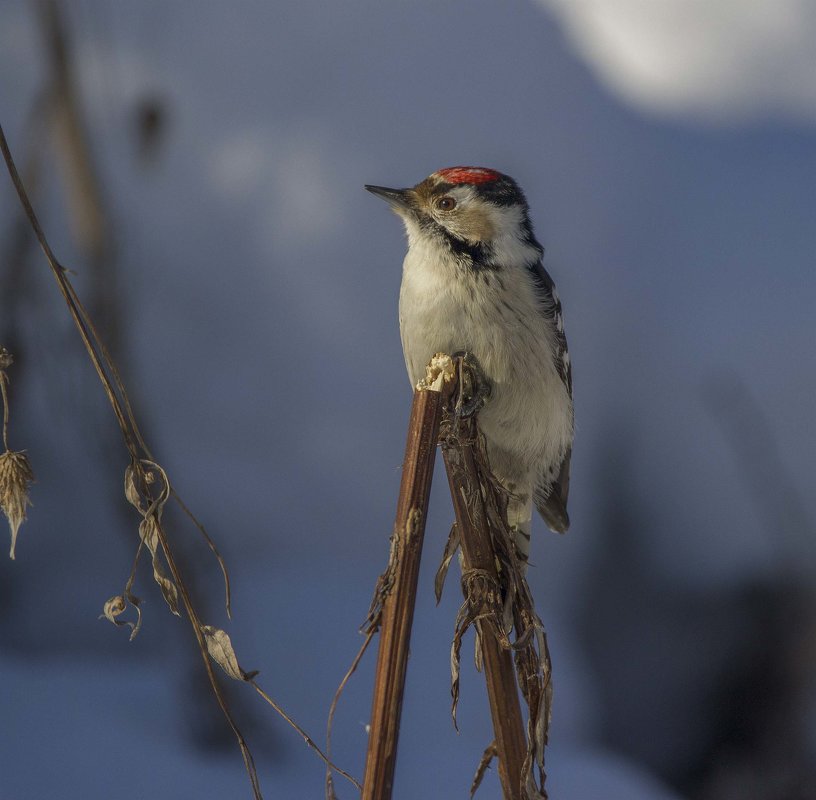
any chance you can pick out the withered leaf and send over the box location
[100,593,142,640]
[434,522,460,605]
[138,514,180,615]
[202,625,255,682]
[139,516,159,555]
[470,741,498,798]
[124,459,170,518]
[124,463,142,513]
[450,635,462,731]
[153,567,180,616]
[102,595,127,623]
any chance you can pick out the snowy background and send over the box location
[1,2,815,799]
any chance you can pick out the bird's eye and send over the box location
[437,196,457,211]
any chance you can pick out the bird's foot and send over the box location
[451,351,491,420]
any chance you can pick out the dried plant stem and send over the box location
[152,512,262,799]
[66,269,233,614]
[0,122,261,793]
[441,431,527,800]
[0,124,133,448]
[0,367,10,451]
[250,679,362,791]
[361,362,453,800]
[325,628,376,798]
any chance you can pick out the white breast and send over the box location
[398,236,573,484]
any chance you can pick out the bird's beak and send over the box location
[365,185,414,213]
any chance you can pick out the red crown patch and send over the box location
[436,166,501,185]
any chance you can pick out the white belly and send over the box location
[398,246,573,486]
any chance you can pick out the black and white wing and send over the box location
[530,261,572,533]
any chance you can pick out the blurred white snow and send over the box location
[539,0,816,123]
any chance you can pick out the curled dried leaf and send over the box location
[0,450,34,559]
[102,594,127,623]
[100,592,143,640]
[470,741,498,797]
[450,635,462,731]
[202,625,255,682]
[125,590,143,640]
[139,503,180,615]
[124,459,170,518]
[124,462,142,512]
[153,567,180,616]
[0,347,12,369]
[434,522,460,605]
[139,515,159,555]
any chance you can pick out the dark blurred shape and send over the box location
[134,95,168,164]
[702,372,815,571]
[579,392,816,800]
[38,0,120,349]
[0,104,47,362]
[692,580,816,800]
[183,660,283,763]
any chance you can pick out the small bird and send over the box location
[366,167,574,561]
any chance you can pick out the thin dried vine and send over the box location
[0,122,358,797]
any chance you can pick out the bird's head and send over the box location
[366,167,542,268]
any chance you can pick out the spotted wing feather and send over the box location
[530,261,572,533]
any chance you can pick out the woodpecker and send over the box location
[366,167,573,558]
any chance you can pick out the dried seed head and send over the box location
[0,450,34,559]
[0,347,12,370]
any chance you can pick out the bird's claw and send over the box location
[451,351,491,420]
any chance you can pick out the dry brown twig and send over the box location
[358,354,456,800]
[325,355,455,800]
[330,353,554,800]
[439,355,552,799]
[0,122,358,798]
